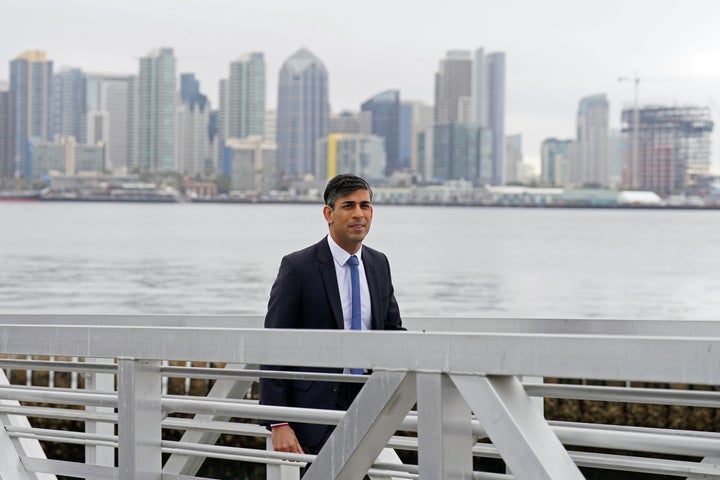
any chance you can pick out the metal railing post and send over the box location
[85,357,115,468]
[117,358,161,480]
[416,372,473,479]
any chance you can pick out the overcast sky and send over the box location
[3,0,720,172]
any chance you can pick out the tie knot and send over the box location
[347,255,359,267]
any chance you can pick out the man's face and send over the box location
[323,188,373,254]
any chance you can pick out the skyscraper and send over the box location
[541,138,571,186]
[473,50,507,185]
[435,48,506,185]
[276,48,329,181]
[131,47,176,172]
[225,53,265,140]
[402,100,433,176]
[434,51,472,125]
[0,83,14,179]
[177,73,212,177]
[572,94,609,187]
[10,50,53,178]
[361,90,400,176]
[50,68,87,143]
[86,73,131,172]
[621,106,713,194]
[486,52,506,186]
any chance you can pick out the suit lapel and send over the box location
[317,238,345,329]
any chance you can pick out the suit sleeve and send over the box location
[381,253,404,331]
[259,255,301,419]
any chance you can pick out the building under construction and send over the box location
[621,106,713,195]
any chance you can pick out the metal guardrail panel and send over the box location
[2,315,720,479]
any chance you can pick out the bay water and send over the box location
[1,201,719,321]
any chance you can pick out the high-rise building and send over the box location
[504,134,522,184]
[0,82,14,179]
[436,48,506,185]
[177,73,212,177]
[86,73,131,173]
[50,68,87,143]
[432,123,491,185]
[10,50,53,178]
[222,136,277,192]
[317,134,386,181]
[131,48,176,172]
[571,94,610,187]
[486,52,506,186]
[220,53,265,143]
[329,110,372,135]
[403,100,433,177]
[434,50,472,125]
[541,138,571,186]
[621,105,713,194]
[361,90,401,176]
[276,48,329,181]
[180,73,204,109]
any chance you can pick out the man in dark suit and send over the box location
[259,174,404,455]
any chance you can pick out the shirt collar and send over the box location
[326,234,362,266]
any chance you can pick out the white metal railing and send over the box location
[1,315,720,479]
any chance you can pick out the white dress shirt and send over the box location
[326,235,372,331]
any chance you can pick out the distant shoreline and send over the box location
[2,194,719,210]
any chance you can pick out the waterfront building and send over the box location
[130,48,176,173]
[621,105,713,194]
[435,48,506,185]
[472,49,506,185]
[50,68,87,144]
[317,133,386,181]
[276,48,329,182]
[28,135,105,180]
[570,94,610,187]
[486,52,506,186]
[504,134,522,184]
[180,73,203,109]
[434,50,472,125]
[609,129,626,188]
[402,100,433,177]
[0,83,13,179]
[541,138,571,187]
[329,110,372,135]
[177,92,213,178]
[86,73,131,173]
[432,123,492,186]
[219,53,266,145]
[223,136,277,192]
[361,90,402,176]
[263,110,276,144]
[10,50,53,179]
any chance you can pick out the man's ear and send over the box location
[323,205,333,224]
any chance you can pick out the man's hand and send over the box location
[271,424,304,454]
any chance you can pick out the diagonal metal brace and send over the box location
[452,374,583,480]
[304,371,417,480]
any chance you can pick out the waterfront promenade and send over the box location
[2,315,720,479]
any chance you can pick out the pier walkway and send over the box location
[1,315,720,479]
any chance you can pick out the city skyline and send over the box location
[2,0,720,173]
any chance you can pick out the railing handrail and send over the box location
[2,315,720,480]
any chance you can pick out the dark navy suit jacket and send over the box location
[259,237,403,450]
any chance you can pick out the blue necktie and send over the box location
[347,255,363,374]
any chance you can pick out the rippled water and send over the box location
[2,201,719,320]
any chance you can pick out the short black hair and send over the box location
[323,174,373,208]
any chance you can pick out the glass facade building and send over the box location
[361,90,401,176]
[10,50,53,178]
[276,48,329,181]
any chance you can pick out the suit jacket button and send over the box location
[332,386,338,392]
